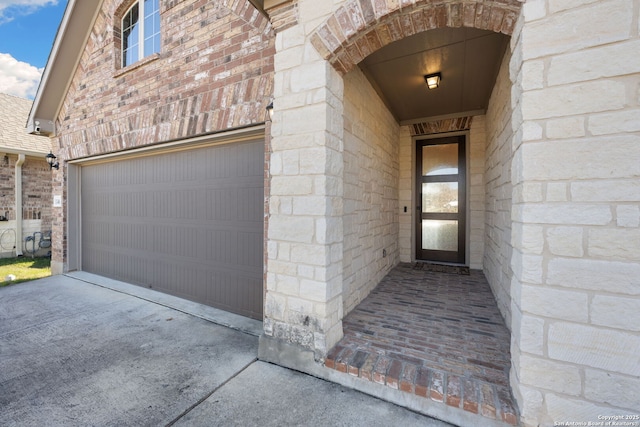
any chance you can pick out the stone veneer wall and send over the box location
[342,67,399,315]
[484,47,514,328]
[510,1,640,425]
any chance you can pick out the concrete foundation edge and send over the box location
[258,335,517,427]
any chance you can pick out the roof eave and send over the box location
[27,0,104,137]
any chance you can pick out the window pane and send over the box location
[422,143,458,176]
[143,0,160,56]
[122,4,139,67]
[422,182,458,213]
[421,220,458,251]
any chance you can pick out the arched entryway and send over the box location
[311,1,522,425]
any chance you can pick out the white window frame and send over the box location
[121,0,160,68]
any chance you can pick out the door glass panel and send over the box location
[422,143,458,176]
[421,220,458,251]
[422,182,458,213]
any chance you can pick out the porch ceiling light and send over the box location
[46,151,59,170]
[424,72,441,89]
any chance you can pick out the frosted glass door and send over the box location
[416,136,466,264]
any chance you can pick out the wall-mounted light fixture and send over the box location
[46,151,59,170]
[424,72,442,89]
[266,101,274,122]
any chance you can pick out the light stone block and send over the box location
[299,279,328,302]
[270,175,312,195]
[548,258,640,295]
[287,296,314,314]
[545,182,567,202]
[292,196,327,215]
[546,394,612,426]
[512,252,543,284]
[290,243,329,266]
[591,295,640,332]
[522,0,632,60]
[268,259,298,276]
[281,104,327,134]
[571,180,640,202]
[282,150,299,175]
[521,285,588,323]
[589,228,640,261]
[522,121,543,141]
[521,60,544,90]
[522,0,546,22]
[522,80,626,120]
[519,355,582,395]
[519,314,545,355]
[548,322,640,376]
[617,205,640,227]
[269,215,314,243]
[518,203,611,225]
[276,274,300,296]
[546,227,584,257]
[514,385,544,427]
[589,109,640,135]
[290,62,329,93]
[265,293,287,320]
[549,40,640,86]
[521,135,640,180]
[546,117,585,139]
[297,264,315,279]
[585,369,640,411]
[274,45,305,72]
[549,0,600,14]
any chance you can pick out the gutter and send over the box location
[14,154,25,256]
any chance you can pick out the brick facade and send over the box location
[50,0,275,270]
[310,0,522,74]
[0,155,52,257]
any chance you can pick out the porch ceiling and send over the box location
[359,27,509,123]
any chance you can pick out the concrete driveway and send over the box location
[0,274,451,427]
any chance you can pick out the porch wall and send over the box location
[511,1,640,425]
[484,47,514,329]
[342,67,399,316]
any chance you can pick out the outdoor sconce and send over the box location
[46,151,59,170]
[266,101,274,121]
[424,72,441,89]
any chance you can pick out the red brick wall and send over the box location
[54,0,275,161]
[50,0,275,268]
[0,155,51,224]
[22,158,52,227]
[0,155,14,220]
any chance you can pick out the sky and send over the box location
[0,0,68,99]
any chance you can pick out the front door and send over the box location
[416,135,466,264]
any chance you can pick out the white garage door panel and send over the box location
[81,140,264,319]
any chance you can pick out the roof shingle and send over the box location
[0,93,51,154]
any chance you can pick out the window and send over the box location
[122,0,160,67]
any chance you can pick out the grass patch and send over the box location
[0,257,51,287]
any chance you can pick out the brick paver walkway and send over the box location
[325,263,518,425]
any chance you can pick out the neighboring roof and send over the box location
[0,93,51,155]
[27,0,267,137]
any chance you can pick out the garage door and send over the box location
[81,140,264,320]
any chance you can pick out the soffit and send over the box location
[359,27,510,122]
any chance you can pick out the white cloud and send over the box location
[0,0,58,24]
[0,52,42,99]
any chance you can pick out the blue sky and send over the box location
[0,0,68,99]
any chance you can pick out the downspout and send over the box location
[15,154,25,256]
